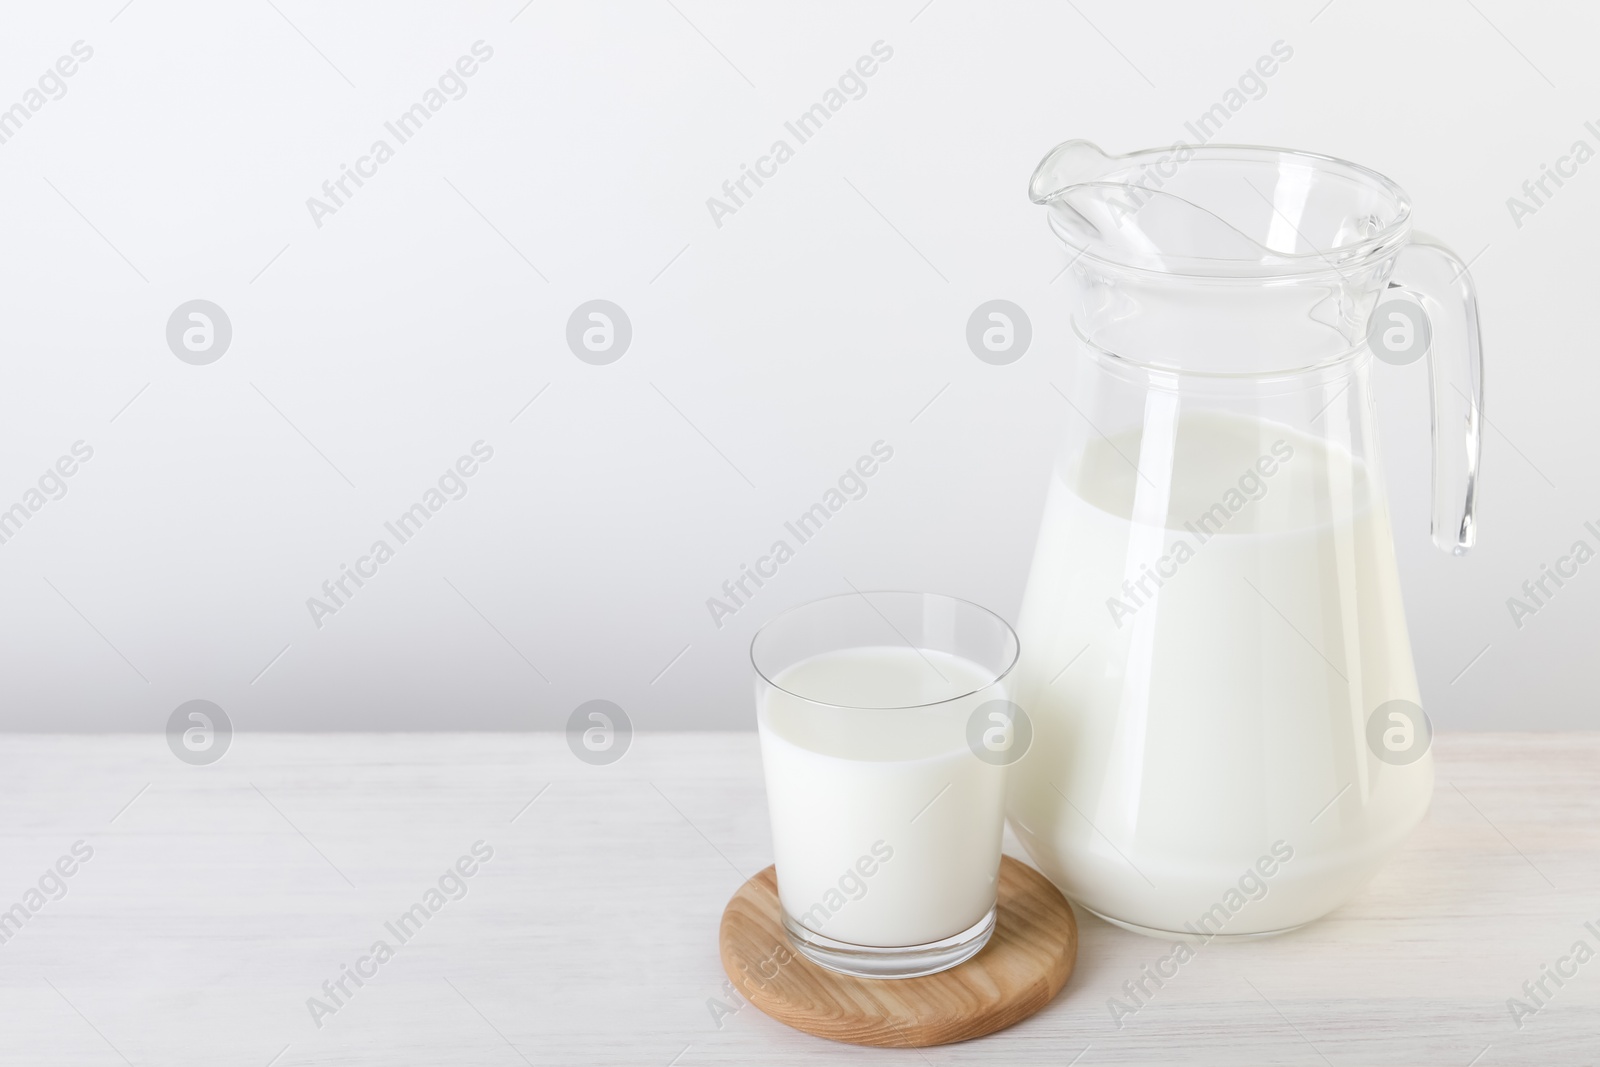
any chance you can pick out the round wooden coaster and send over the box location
[718,855,1077,1047]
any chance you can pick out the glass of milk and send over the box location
[751,591,1020,978]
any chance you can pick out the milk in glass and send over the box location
[759,646,1005,947]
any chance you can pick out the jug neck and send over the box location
[1062,251,1399,376]
[1033,141,1413,374]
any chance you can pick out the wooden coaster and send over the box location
[719,855,1077,1047]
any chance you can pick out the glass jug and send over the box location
[1009,141,1482,937]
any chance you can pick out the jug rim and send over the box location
[1032,141,1414,281]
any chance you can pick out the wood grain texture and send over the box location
[0,732,1596,1066]
[719,855,1077,1046]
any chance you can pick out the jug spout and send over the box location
[1029,139,1120,205]
[1028,140,1173,257]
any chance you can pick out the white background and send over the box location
[0,0,1594,731]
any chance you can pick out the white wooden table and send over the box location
[0,733,1594,1066]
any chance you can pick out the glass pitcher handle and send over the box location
[1389,230,1484,555]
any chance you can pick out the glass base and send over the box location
[1081,904,1309,942]
[782,906,996,979]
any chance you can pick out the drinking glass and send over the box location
[751,591,1020,978]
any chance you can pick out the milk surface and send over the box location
[759,646,1005,947]
[1009,410,1433,933]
